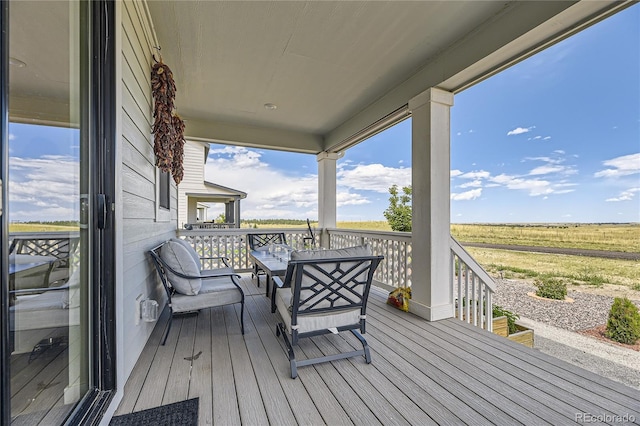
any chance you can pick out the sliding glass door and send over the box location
[1,1,115,424]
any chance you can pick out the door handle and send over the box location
[97,194,107,229]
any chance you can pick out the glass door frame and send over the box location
[0,0,116,424]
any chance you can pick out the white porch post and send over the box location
[317,151,340,248]
[408,87,454,321]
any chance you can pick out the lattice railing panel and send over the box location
[327,229,411,290]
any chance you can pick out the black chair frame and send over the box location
[148,242,245,345]
[273,254,383,378]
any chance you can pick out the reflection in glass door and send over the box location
[8,1,90,423]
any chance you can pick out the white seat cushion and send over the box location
[170,238,202,270]
[160,240,202,295]
[171,275,242,312]
[275,288,360,335]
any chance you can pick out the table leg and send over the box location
[265,273,271,297]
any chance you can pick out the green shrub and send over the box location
[606,297,640,345]
[492,304,519,335]
[534,277,567,300]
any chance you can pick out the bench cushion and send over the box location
[171,275,242,312]
[170,238,201,270]
[160,241,202,295]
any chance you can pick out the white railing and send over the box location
[177,228,494,332]
[177,228,315,272]
[326,228,411,291]
[450,236,495,331]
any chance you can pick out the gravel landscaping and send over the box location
[492,278,640,390]
[492,278,628,332]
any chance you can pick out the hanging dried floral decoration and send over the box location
[151,56,185,184]
[172,113,185,184]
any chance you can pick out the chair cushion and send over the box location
[171,275,242,312]
[160,241,202,295]
[275,288,361,335]
[170,238,201,271]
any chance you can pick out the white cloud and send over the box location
[524,153,577,176]
[459,179,483,188]
[208,146,265,169]
[489,174,554,196]
[543,136,551,140]
[450,169,463,177]
[337,163,411,193]
[337,191,371,206]
[606,187,640,202]
[507,126,535,136]
[9,133,15,140]
[528,165,565,175]
[205,146,318,219]
[594,153,640,178]
[460,170,490,179]
[451,188,482,200]
[524,156,563,164]
[9,155,79,221]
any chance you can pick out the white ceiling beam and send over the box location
[184,118,324,154]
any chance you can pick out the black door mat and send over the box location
[109,398,198,426]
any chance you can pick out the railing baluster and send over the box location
[176,229,493,331]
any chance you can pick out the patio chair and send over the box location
[247,232,287,286]
[272,245,383,378]
[149,240,245,345]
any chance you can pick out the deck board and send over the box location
[367,301,575,424]
[116,275,640,425]
[209,306,242,425]
[244,293,327,425]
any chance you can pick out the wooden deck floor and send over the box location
[115,276,640,425]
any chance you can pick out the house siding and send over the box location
[178,141,208,227]
[119,0,177,380]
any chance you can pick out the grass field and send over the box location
[466,247,640,289]
[9,223,78,232]
[243,220,639,291]
[451,223,640,253]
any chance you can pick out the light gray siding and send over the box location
[120,0,177,380]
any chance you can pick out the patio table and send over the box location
[249,249,289,297]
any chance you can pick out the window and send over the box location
[159,170,170,209]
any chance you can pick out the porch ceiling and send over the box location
[146,1,627,153]
[7,2,629,151]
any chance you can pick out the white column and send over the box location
[317,152,341,248]
[235,200,241,228]
[187,197,198,224]
[408,87,454,321]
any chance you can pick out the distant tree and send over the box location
[383,185,412,232]
[215,213,226,222]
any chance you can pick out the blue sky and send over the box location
[8,4,640,224]
[205,4,639,223]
